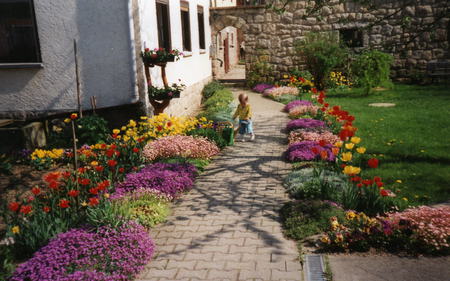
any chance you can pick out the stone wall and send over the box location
[210,0,449,79]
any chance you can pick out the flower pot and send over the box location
[149,90,180,100]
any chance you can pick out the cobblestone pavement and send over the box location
[137,89,301,281]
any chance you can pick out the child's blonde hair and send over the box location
[238,93,248,104]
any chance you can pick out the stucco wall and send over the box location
[0,0,137,120]
[138,0,212,116]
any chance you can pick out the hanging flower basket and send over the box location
[141,48,182,67]
[148,83,185,100]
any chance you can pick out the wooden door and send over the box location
[224,37,230,73]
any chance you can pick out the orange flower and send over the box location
[88,197,99,206]
[70,113,78,120]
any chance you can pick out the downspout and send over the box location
[127,0,149,116]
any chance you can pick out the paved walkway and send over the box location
[137,89,302,281]
[217,65,246,80]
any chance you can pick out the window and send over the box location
[180,1,191,52]
[339,28,363,48]
[0,0,41,63]
[156,1,171,50]
[197,6,205,50]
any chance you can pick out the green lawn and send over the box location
[325,84,450,205]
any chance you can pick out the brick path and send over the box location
[137,89,301,281]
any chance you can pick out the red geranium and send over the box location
[31,186,41,195]
[380,189,389,197]
[89,197,99,206]
[20,205,32,215]
[8,202,20,212]
[368,158,379,168]
[68,190,80,197]
[59,199,70,208]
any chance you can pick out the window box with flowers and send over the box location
[141,48,182,67]
[148,83,185,100]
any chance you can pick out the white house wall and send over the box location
[138,0,212,116]
[0,0,138,119]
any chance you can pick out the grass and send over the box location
[325,84,450,205]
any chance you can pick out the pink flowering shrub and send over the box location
[288,105,320,119]
[386,206,450,251]
[263,86,298,97]
[288,130,340,145]
[143,135,219,161]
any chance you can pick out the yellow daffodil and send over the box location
[341,152,353,162]
[343,165,361,175]
[356,147,366,154]
[345,143,355,150]
[350,137,361,144]
[12,226,20,234]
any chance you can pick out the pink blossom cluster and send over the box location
[263,86,299,97]
[288,130,340,145]
[387,206,450,250]
[288,105,320,118]
[143,135,219,161]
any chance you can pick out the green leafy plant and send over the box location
[141,48,182,66]
[198,89,235,122]
[280,200,346,241]
[85,200,130,229]
[202,81,225,101]
[351,50,394,94]
[246,51,275,88]
[76,115,109,145]
[187,128,228,149]
[114,193,170,229]
[295,32,348,90]
[0,240,15,280]
[0,154,12,175]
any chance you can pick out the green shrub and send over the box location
[202,81,225,101]
[284,168,346,201]
[0,154,12,175]
[187,128,228,149]
[295,32,348,90]
[85,200,130,229]
[114,193,170,229]
[351,50,394,94]
[0,242,15,280]
[280,200,346,241]
[289,69,313,81]
[199,89,235,122]
[246,51,275,88]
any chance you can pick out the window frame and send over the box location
[180,1,191,52]
[0,0,43,68]
[197,5,206,51]
[156,0,172,51]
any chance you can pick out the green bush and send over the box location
[280,200,346,241]
[351,50,394,94]
[246,51,275,88]
[114,193,170,229]
[202,81,225,101]
[199,88,235,122]
[85,200,130,229]
[187,128,228,149]
[295,32,348,90]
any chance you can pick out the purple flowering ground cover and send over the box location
[286,118,327,132]
[112,163,197,200]
[283,100,314,112]
[286,141,336,162]
[11,222,155,281]
[252,83,274,93]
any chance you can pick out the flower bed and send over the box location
[283,100,314,112]
[113,163,197,200]
[288,130,340,145]
[143,135,219,161]
[10,222,155,281]
[288,104,320,119]
[252,83,275,93]
[286,118,327,132]
[263,86,298,98]
[286,141,336,162]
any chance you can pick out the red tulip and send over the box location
[59,199,70,208]
[380,189,389,197]
[8,202,20,212]
[31,186,41,195]
[368,158,379,168]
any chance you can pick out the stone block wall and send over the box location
[211,0,449,79]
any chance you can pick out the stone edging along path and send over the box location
[137,88,303,281]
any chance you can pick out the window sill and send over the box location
[183,52,193,58]
[200,49,206,54]
[0,63,43,69]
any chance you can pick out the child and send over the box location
[233,93,255,142]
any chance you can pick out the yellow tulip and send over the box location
[341,152,353,162]
[350,137,361,144]
[343,165,361,175]
[334,141,343,148]
[356,147,366,154]
[345,143,355,150]
[12,226,20,234]
[112,129,120,134]
[90,161,98,166]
